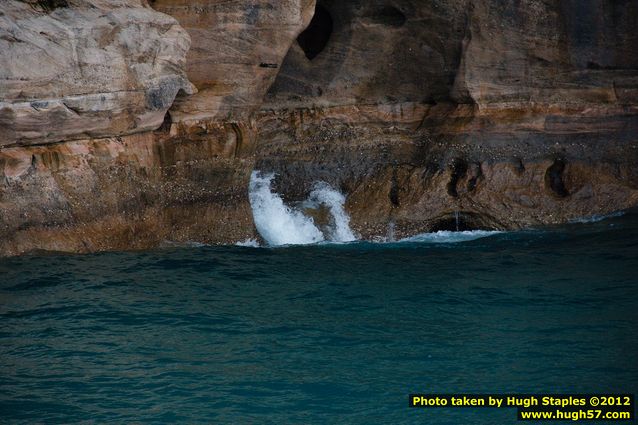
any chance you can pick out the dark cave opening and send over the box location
[159,111,172,132]
[297,4,333,60]
[431,216,473,232]
[371,6,406,27]
[545,158,569,198]
[430,212,491,232]
[446,158,469,198]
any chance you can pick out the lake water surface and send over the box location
[1,214,637,423]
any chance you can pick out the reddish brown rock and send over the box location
[254,103,638,238]
[149,0,316,122]
[0,0,637,255]
[257,0,638,237]
[0,126,257,256]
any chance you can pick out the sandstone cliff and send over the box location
[0,0,637,255]
[258,0,638,237]
[0,0,194,146]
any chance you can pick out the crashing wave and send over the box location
[248,171,356,246]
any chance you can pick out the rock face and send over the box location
[0,0,637,255]
[258,0,638,237]
[0,127,255,256]
[0,0,194,147]
[0,0,314,254]
[149,0,316,122]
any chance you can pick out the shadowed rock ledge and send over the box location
[0,0,637,255]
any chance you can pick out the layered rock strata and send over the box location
[0,0,637,255]
[258,0,638,238]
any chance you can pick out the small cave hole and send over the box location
[446,158,468,198]
[545,158,569,198]
[159,111,172,133]
[371,6,406,27]
[466,163,483,192]
[297,4,333,60]
[430,212,484,232]
[512,157,525,174]
[467,176,479,192]
[389,170,400,207]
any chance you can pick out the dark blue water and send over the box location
[1,214,637,424]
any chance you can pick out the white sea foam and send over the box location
[305,182,356,243]
[569,211,624,224]
[399,230,502,244]
[248,171,358,246]
[249,171,325,246]
[235,238,260,248]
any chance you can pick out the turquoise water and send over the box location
[1,214,637,424]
